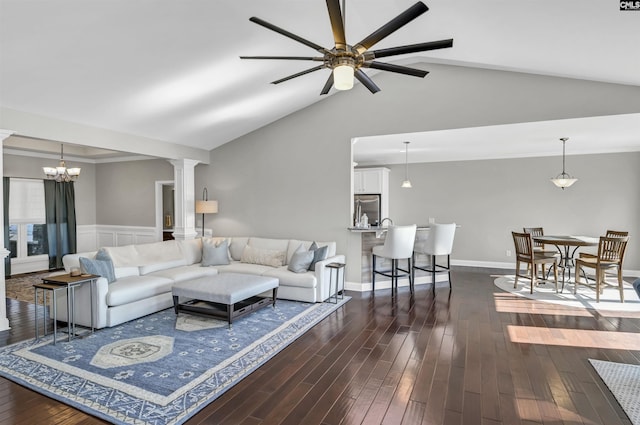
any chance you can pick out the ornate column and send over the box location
[169,159,199,240]
[0,129,15,331]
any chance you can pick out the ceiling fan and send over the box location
[240,0,453,95]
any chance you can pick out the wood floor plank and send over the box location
[2,269,639,425]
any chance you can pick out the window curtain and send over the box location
[44,180,77,270]
[3,177,10,278]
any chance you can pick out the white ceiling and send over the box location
[1,0,640,162]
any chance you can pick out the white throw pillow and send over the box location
[240,245,286,268]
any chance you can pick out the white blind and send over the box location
[8,178,46,223]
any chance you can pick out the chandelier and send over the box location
[550,137,577,189]
[43,144,81,182]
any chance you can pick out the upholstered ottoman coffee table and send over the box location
[172,273,279,326]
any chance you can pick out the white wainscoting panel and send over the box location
[80,225,160,251]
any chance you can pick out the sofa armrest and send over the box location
[62,251,98,272]
[314,254,346,302]
[55,276,110,329]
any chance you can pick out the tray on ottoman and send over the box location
[172,273,279,326]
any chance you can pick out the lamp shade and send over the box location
[195,200,218,214]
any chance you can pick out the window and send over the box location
[8,178,48,273]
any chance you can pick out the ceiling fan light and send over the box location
[334,65,354,90]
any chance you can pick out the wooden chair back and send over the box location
[605,230,629,238]
[597,236,629,263]
[523,227,544,249]
[512,232,534,261]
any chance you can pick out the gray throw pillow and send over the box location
[202,238,230,266]
[308,241,328,271]
[79,256,116,283]
[288,244,314,273]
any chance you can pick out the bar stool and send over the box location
[372,224,417,294]
[412,223,456,295]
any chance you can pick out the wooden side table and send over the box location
[326,262,346,304]
[35,273,99,344]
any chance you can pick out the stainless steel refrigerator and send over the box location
[354,194,381,226]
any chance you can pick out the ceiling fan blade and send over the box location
[353,2,428,55]
[249,17,328,54]
[240,56,324,61]
[271,65,325,85]
[354,69,381,94]
[326,0,347,50]
[364,61,428,78]
[320,73,334,95]
[368,39,453,59]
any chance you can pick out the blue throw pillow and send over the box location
[79,256,116,283]
[288,244,314,273]
[202,238,230,266]
[308,241,328,271]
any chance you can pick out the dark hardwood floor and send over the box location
[1,268,639,424]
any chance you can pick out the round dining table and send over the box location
[532,235,599,291]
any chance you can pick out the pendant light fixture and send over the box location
[43,144,81,182]
[550,137,578,189]
[401,141,412,188]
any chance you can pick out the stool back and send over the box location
[378,225,417,259]
[420,223,456,256]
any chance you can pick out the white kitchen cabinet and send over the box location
[354,167,389,194]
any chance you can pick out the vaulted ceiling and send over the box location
[1,0,639,161]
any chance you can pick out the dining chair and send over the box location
[575,235,629,302]
[372,224,417,294]
[411,223,457,295]
[512,231,559,294]
[523,227,558,277]
[578,230,629,282]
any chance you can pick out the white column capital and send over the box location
[0,129,15,142]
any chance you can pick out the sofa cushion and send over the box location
[229,237,249,261]
[147,264,218,283]
[262,267,317,289]
[178,238,203,265]
[139,259,188,275]
[135,240,185,265]
[288,244,314,273]
[241,245,286,267]
[103,245,139,267]
[114,266,140,279]
[248,237,290,253]
[202,238,230,266]
[215,262,275,276]
[79,256,116,283]
[105,275,173,307]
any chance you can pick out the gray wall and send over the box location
[3,153,96,225]
[197,64,640,281]
[385,152,640,269]
[95,159,173,226]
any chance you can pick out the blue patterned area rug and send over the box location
[0,297,350,425]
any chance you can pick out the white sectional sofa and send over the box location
[59,237,344,329]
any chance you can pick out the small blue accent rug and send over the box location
[0,297,349,425]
